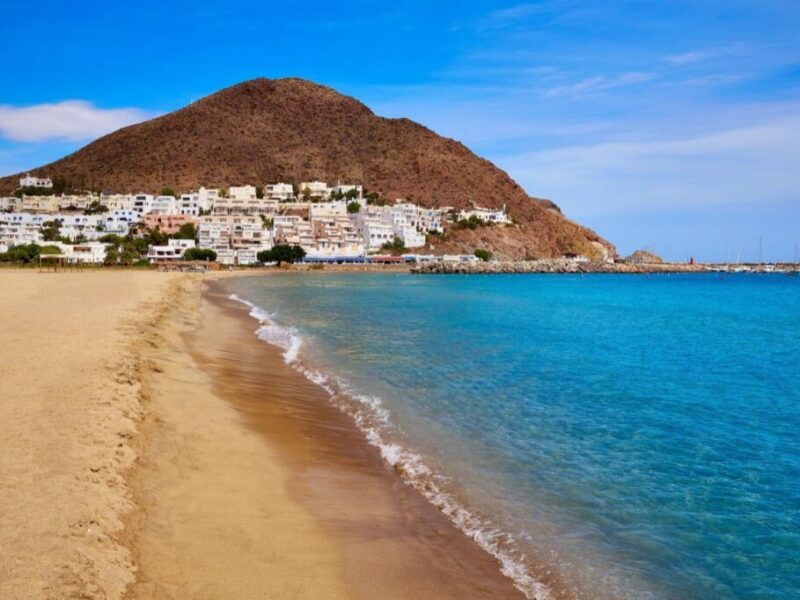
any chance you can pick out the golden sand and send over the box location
[0,270,521,599]
[0,270,178,598]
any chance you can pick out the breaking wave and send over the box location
[228,293,551,599]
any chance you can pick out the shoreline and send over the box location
[126,274,524,598]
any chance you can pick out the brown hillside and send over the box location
[0,77,613,259]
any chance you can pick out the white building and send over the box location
[132,194,155,217]
[309,201,347,220]
[179,187,218,216]
[19,173,53,189]
[147,238,196,262]
[149,195,179,216]
[0,197,19,212]
[99,193,136,211]
[197,215,270,253]
[300,181,331,200]
[236,248,259,265]
[42,241,109,264]
[331,183,363,200]
[228,185,258,201]
[456,205,511,225]
[213,196,278,217]
[265,183,294,201]
[215,248,236,266]
[351,212,395,250]
[102,210,139,235]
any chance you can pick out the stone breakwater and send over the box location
[411,260,711,275]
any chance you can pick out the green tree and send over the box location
[85,200,109,214]
[365,191,384,206]
[1,244,42,263]
[457,215,483,230]
[161,187,177,197]
[257,245,305,266]
[346,201,361,214]
[255,186,264,199]
[474,248,493,262]
[41,220,61,242]
[380,237,406,254]
[183,247,217,261]
[173,222,198,240]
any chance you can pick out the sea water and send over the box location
[224,273,800,599]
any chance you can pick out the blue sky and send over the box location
[1,1,799,261]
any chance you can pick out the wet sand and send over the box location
[129,276,522,598]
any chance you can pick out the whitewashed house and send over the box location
[265,183,294,201]
[179,187,217,216]
[300,181,331,200]
[19,174,53,189]
[132,194,155,217]
[456,205,511,224]
[149,195,179,216]
[228,185,258,201]
[147,239,196,262]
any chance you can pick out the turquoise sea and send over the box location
[224,273,800,599]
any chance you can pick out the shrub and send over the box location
[381,237,406,254]
[257,245,306,265]
[474,248,493,262]
[346,201,360,214]
[173,222,198,240]
[183,247,217,261]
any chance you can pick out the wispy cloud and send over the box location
[0,101,152,142]
[545,72,656,97]
[498,113,800,217]
[663,50,715,65]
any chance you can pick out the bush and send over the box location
[456,215,484,230]
[257,245,306,265]
[474,248,493,262]
[183,247,217,261]
[381,237,406,253]
[160,187,176,197]
[173,222,198,240]
[0,243,42,263]
[346,201,360,214]
[85,200,109,214]
[14,186,54,198]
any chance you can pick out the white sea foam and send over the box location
[227,292,551,600]
[230,293,302,363]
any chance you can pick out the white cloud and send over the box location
[498,114,800,217]
[0,101,152,142]
[664,50,715,65]
[545,72,656,97]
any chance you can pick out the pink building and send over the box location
[143,214,195,234]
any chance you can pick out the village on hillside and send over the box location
[0,174,518,266]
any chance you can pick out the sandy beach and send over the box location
[1,269,521,599]
[0,270,178,598]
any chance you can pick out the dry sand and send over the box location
[0,270,178,598]
[0,269,522,599]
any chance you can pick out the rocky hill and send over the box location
[0,77,613,259]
